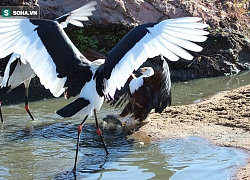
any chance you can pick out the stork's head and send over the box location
[139,67,154,77]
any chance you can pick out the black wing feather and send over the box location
[56,98,90,118]
[55,15,69,25]
[30,19,88,78]
[30,19,92,97]
[94,23,156,96]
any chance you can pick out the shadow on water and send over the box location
[52,128,135,180]
[0,120,248,180]
[1,113,135,179]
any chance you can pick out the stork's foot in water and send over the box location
[72,123,108,174]
[96,127,109,155]
[73,115,89,173]
[25,105,35,121]
[73,123,84,174]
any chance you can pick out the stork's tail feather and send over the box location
[56,98,90,118]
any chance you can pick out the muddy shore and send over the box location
[134,85,250,180]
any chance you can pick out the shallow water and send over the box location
[1,71,250,179]
[171,70,250,105]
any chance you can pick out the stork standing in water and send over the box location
[0,55,36,121]
[0,1,97,123]
[0,1,209,172]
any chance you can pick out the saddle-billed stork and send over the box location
[0,0,209,172]
[0,54,36,121]
[0,1,97,123]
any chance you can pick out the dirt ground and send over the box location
[134,85,250,180]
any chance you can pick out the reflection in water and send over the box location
[54,136,248,180]
[0,71,250,179]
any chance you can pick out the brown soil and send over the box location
[135,85,250,180]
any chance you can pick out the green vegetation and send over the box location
[75,29,98,51]
[66,24,132,54]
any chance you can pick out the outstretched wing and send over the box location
[94,17,208,99]
[0,18,92,97]
[0,2,97,95]
[55,1,97,28]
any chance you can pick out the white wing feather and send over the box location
[0,19,67,97]
[57,1,97,28]
[104,17,209,98]
[0,2,96,96]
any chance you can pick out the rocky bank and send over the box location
[0,0,249,80]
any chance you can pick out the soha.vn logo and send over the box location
[1,7,40,18]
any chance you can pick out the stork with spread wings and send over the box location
[0,1,209,173]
